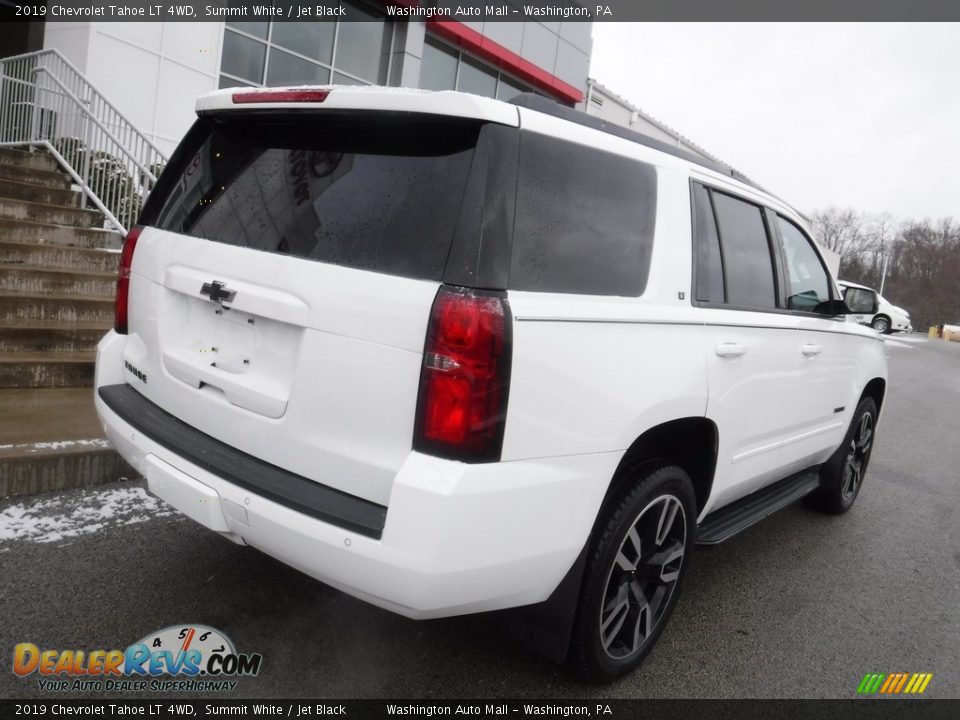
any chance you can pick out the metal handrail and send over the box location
[0,48,169,233]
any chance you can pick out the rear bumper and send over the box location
[95,331,616,619]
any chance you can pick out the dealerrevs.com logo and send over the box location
[13,624,262,693]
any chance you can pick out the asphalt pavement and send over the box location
[1,333,958,699]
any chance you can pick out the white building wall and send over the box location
[586,79,719,162]
[44,21,222,154]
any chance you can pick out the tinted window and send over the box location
[511,133,657,296]
[145,115,478,282]
[692,184,724,303]
[777,216,831,312]
[711,192,776,308]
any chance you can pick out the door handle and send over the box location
[801,343,823,357]
[715,343,747,358]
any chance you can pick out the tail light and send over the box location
[114,225,142,334]
[413,285,512,463]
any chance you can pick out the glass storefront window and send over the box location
[421,37,458,91]
[271,22,334,64]
[266,48,331,86]
[219,3,390,89]
[457,56,497,97]
[421,35,533,101]
[221,30,266,84]
[226,21,268,40]
[335,5,390,84]
[497,75,528,101]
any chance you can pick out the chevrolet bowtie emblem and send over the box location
[200,280,237,305]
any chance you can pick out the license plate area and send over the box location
[157,285,302,418]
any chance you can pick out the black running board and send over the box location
[696,468,821,545]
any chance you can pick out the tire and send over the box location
[569,464,696,682]
[871,315,891,334]
[807,397,877,515]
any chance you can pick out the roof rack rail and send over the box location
[508,92,763,193]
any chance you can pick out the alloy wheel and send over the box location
[841,411,873,501]
[599,495,687,660]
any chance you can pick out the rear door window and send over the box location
[692,184,779,310]
[142,113,480,281]
[510,132,657,296]
[710,191,777,309]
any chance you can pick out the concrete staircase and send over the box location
[0,146,132,498]
[0,147,121,389]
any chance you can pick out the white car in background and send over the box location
[838,280,912,334]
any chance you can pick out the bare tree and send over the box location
[812,209,960,330]
[811,208,869,258]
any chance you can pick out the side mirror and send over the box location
[840,288,879,315]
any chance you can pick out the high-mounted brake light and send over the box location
[232,90,330,104]
[413,285,512,463]
[114,225,142,334]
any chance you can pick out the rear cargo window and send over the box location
[142,113,480,281]
[510,132,657,296]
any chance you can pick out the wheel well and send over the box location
[861,377,886,414]
[605,418,718,515]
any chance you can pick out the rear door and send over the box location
[124,110,498,506]
[693,183,807,508]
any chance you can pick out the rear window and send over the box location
[510,132,657,296]
[142,113,480,281]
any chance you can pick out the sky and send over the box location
[589,23,959,220]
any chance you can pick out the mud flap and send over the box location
[504,541,590,664]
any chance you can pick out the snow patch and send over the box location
[0,486,177,545]
[890,335,927,344]
[0,438,112,452]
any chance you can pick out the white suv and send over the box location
[95,87,888,681]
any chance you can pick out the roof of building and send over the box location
[586,78,729,168]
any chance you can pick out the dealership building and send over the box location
[1,4,594,154]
